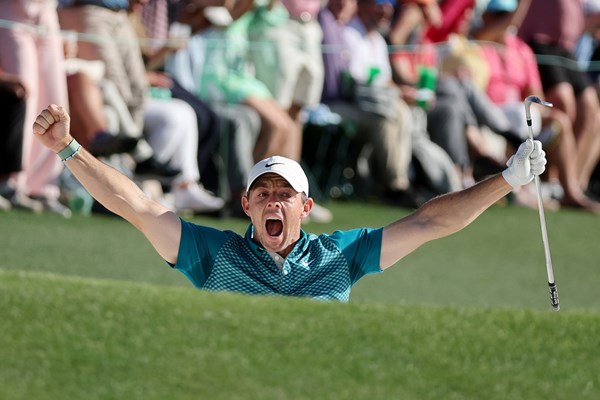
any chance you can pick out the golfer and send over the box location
[33,105,546,301]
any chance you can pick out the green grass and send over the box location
[2,270,599,400]
[1,201,599,399]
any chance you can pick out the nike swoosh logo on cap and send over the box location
[265,162,284,167]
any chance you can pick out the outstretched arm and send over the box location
[33,105,181,264]
[380,139,546,269]
[380,174,510,268]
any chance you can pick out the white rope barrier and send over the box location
[0,17,597,72]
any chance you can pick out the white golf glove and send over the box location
[502,139,547,188]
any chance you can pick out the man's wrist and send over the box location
[57,138,82,162]
[502,168,519,188]
[502,168,531,188]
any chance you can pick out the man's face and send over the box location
[328,0,358,24]
[242,174,313,256]
[357,0,394,33]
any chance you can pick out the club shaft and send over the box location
[527,118,560,310]
[532,175,555,284]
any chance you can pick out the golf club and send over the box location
[524,95,559,311]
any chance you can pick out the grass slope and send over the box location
[2,270,599,400]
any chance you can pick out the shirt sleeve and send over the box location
[171,219,232,288]
[328,227,383,284]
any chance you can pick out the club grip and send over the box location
[549,282,560,311]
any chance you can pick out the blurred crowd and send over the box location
[1,0,600,220]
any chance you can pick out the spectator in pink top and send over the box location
[481,33,542,106]
[475,0,600,212]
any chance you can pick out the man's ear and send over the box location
[302,197,314,218]
[241,194,251,217]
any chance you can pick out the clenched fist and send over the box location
[32,104,72,153]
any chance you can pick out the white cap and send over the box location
[246,156,309,195]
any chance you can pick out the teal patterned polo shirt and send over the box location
[172,219,383,302]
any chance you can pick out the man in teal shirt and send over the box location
[174,156,382,301]
[32,104,547,302]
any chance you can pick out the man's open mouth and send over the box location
[265,218,283,237]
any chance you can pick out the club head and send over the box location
[524,95,553,120]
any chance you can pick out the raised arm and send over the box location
[32,105,181,264]
[380,139,546,269]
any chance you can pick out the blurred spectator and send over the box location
[167,0,333,222]
[474,0,600,212]
[388,0,442,47]
[133,0,222,185]
[129,0,224,212]
[318,0,416,202]
[319,0,356,105]
[0,71,27,211]
[63,47,150,158]
[389,1,491,188]
[0,0,71,217]
[57,0,182,181]
[58,0,145,127]
[135,2,227,213]
[345,0,461,203]
[390,0,517,188]
[59,1,224,213]
[183,0,300,162]
[165,0,262,205]
[576,0,600,82]
[518,0,600,193]
[142,94,226,213]
[247,0,324,155]
[63,43,139,158]
[244,0,332,220]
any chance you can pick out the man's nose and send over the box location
[266,194,282,207]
